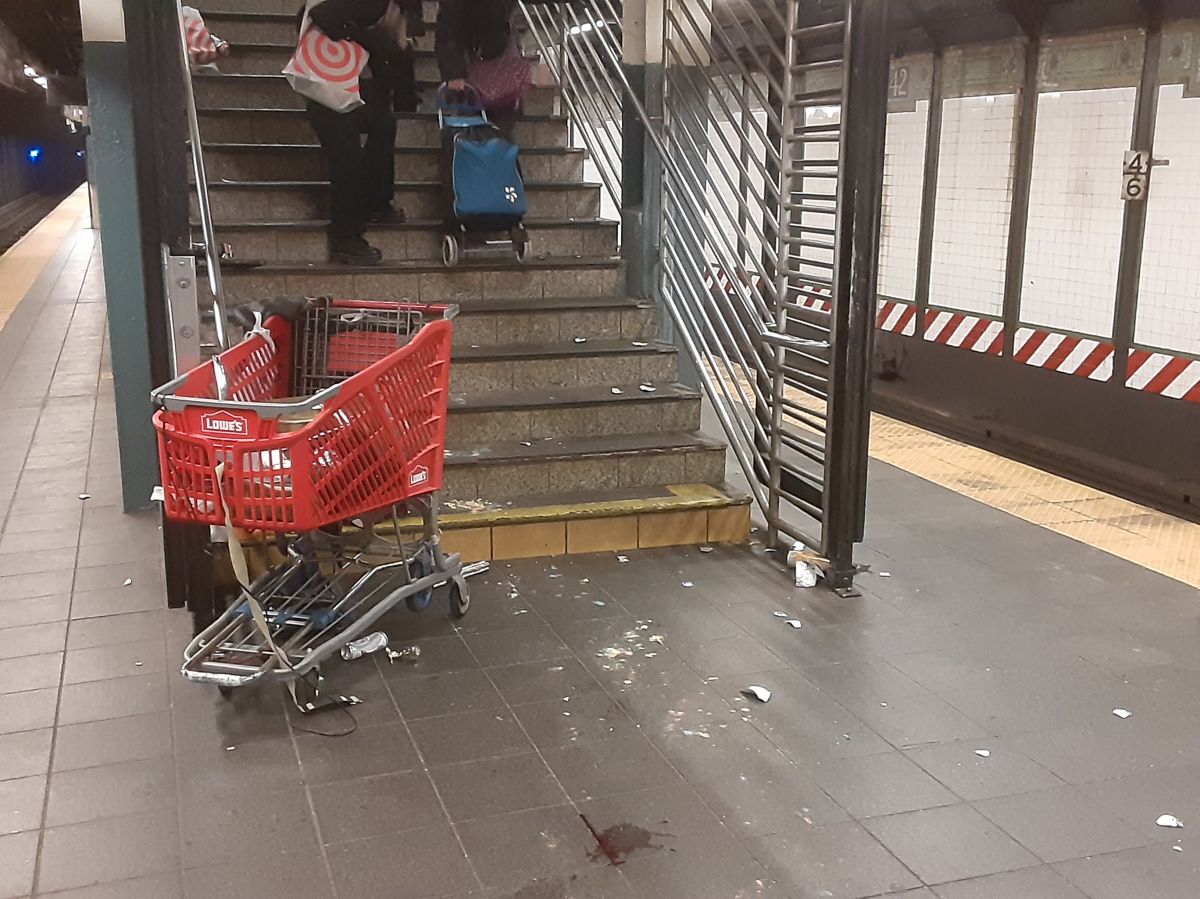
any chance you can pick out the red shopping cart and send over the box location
[151,298,468,702]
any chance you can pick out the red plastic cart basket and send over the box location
[151,300,453,532]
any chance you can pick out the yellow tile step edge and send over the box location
[384,484,750,562]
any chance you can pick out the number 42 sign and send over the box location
[1122,150,1168,201]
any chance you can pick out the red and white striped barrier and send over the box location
[1126,349,1200,403]
[922,309,1003,352]
[877,299,917,335]
[1013,327,1115,381]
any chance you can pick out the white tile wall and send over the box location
[1137,83,1200,357]
[878,101,929,303]
[928,94,1018,317]
[1020,88,1135,338]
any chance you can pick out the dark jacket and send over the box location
[435,0,554,82]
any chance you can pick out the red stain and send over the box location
[580,815,669,865]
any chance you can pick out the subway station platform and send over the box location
[3,194,1200,899]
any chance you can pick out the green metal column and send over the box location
[80,0,157,511]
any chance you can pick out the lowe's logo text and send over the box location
[201,411,250,436]
[409,465,430,487]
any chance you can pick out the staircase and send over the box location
[191,1,750,561]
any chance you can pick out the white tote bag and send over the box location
[283,0,369,113]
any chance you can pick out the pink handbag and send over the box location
[467,42,534,114]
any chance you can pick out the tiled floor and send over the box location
[4,202,1200,899]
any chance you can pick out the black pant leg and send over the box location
[306,102,367,240]
[360,89,398,215]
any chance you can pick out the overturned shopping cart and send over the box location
[152,298,466,705]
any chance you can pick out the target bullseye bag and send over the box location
[284,0,369,113]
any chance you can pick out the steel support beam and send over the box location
[821,0,890,592]
[912,49,943,330]
[1001,38,1040,358]
[1111,16,1162,390]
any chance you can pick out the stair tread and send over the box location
[404,482,748,528]
[452,295,648,313]
[207,179,597,190]
[452,382,698,412]
[210,255,618,274]
[445,431,726,466]
[202,142,584,156]
[206,217,614,231]
[198,107,566,123]
[454,340,672,361]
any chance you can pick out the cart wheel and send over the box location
[217,685,234,700]
[514,227,532,263]
[441,233,460,268]
[449,576,470,619]
[405,547,434,613]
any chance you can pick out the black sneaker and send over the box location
[367,205,406,225]
[329,236,383,265]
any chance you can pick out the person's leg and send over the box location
[306,101,379,262]
[360,82,400,220]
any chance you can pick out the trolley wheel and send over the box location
[217,685,234,700]
[405,547,434,613]
[449,576,470,619]
[513,227,532,263]
[441,233,460,268]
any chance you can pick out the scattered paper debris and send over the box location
[682,581,693,588]
[149,486,165,503]
[1158,815,1185,829]
[647,635,665,644]
[225,745,236,752]
[1173,845,1183,852]
[563,711,571,717]
[134,661,143,667]
[786,619,803,629]
[879,702,888,708]
[123,578,133,587]
[617,555,629,563]
[699,546,713,553]
[741,685,772,703]
[592,599,606,606]
[974,749,991,758]
[385,645,421,663]
[794,562,819,588]
[610,387,623,395]
[78,493,90,500]
[772,611,788,618]
[639,384,656,392]
[520,441,532,447]
[879,571,892,578]
[1113,708,1133,719]
[573,336,587,343]
[682,729,710,739]
[632,341,648,347]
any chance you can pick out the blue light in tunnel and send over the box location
[27,146,43,163]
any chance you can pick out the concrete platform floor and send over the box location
[3,195,1200,899]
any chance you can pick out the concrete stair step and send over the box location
[443,432,728,503]
[447,382,701,446]
[220,44,442,78]
[387,482,751,560]
[197,108,569,147]
[193,73,558,116]
[210,218,617,263]
[200,179,601,222]
[210,256,621,304]
[450,295,657,347]
[201,10,440,47]
[201,142,587,182]
[200,1,439,21]
[450,340,678,393]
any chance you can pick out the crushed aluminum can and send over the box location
[341,631,389,661]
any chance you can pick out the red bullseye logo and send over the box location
[295,26,366,89]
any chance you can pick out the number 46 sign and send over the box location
[1122,150,1168,201]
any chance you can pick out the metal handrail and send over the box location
[520,0,868,565]
[176,1,230,351]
